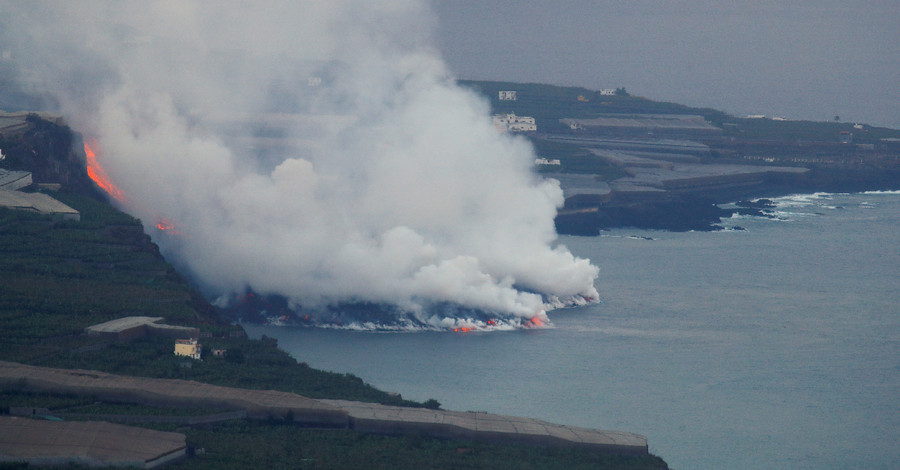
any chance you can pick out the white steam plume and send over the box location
[1,1,599,328]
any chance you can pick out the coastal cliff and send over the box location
[0,113,669,469]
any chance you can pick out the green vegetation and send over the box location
[0,190,668,469]
[67,402,232,417]
[0,388,667,469]
[0,102,682,470]
[0,195,426,407]
[0,201,199,350]
[181,421,667,470]
[0,389,230,417]
[38,334,421,405]
[0,389,95,412]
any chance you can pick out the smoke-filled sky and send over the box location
[0,1,599,329]
[433,0,900,129]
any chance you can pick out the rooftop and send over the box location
[322,399,648,453]
[561,114,721,132]
[84,316,166,334]
[0,416,186,469]
[0,189,80,220]
[0,169,32,190]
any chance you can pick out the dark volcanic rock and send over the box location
[0,114,103,197]
[555,166,900,234]
[735,198,775,210]
[556,196,731,235]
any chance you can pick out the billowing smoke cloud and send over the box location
[1,1,598,329]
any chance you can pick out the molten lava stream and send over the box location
[155,218,182,235]
[84,139,126,203]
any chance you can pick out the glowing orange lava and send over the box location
[528,315,544,328]
[155,218,182,235]
[453,327,475,333]
[84,139,126,203]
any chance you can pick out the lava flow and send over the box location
[84,139,126,203]
[85,139,182,236]
[155,218,182,235]
[526,315,545,328]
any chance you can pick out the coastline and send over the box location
[553,166,900,234]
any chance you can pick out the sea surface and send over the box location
[246,191,900,470]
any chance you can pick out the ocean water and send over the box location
[245,191,900,470]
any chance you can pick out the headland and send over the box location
[463,80,900,233]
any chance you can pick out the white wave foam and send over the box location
[773,192,836,208]
[316,315,542,332]
[862,190,900,195]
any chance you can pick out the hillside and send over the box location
[0,192,431,406]
[0,115,667,468]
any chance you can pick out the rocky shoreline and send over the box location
[553,166,900,234]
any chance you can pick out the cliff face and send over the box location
[0,114,101,197]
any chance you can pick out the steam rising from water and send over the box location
[1,1,599,328]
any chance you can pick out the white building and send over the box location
[498,90,517,101]
[535,158,561,166]
[599,89,617,96]
[493,113,536,133]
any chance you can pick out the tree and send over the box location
[423,398,441,410]
[224,348,245,364]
